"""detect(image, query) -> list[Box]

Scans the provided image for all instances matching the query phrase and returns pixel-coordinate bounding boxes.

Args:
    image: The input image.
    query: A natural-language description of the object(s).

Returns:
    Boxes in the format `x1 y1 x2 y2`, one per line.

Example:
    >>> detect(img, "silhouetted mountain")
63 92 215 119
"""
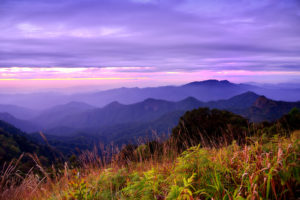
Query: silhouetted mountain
73 80 253 106
0 80 299 110
0 104 38 120
34 91 300 139
183 80 236 87
206 91 260 110
97 110 185 145
241 96 300 122
34 97 203 131
0 112 40 132
177 97 204 110
33 101 96 128
31 110 184 154
27 93 300 155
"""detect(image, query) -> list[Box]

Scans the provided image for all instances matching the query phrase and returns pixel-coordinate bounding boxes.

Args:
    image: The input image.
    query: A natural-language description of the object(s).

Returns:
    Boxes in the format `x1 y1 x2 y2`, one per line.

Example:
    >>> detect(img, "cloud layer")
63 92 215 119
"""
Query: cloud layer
0 0 300 87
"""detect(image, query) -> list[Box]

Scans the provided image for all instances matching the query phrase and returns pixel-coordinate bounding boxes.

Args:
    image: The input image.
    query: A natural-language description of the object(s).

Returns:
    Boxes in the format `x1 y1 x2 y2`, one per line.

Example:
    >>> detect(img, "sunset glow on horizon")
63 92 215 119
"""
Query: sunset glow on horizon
1 66 300 93
0 0 299 92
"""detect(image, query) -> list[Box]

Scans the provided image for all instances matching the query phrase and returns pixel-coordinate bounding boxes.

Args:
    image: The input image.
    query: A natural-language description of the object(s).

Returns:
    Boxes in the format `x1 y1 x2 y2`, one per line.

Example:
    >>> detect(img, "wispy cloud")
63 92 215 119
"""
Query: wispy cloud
0 0 299 88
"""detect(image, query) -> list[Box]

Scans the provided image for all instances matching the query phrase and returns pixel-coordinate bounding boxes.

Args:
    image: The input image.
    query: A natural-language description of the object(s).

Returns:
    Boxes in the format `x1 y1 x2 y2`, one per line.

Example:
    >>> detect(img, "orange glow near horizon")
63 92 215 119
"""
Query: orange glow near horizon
0 67 299 92
0 77 148 81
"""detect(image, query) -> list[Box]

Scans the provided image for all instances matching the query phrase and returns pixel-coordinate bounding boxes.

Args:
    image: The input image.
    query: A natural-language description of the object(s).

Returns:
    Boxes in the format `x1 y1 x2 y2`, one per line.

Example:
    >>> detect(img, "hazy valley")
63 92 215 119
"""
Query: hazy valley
1 80 300 155
0 78 299 200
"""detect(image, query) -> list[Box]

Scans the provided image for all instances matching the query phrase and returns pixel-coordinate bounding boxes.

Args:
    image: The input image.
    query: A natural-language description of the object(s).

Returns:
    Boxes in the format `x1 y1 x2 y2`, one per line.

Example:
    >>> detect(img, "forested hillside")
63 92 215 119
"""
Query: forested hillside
0 120 61 171
0 108 299 200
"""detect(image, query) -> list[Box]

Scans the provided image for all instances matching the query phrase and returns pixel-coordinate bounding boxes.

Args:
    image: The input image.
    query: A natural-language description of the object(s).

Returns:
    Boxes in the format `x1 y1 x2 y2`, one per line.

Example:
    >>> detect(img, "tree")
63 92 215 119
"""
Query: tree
171 108 249 151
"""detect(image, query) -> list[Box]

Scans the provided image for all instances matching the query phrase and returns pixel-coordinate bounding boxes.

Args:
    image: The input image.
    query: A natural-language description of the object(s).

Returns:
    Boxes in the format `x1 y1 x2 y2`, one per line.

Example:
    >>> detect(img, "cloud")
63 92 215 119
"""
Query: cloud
0 0 299 85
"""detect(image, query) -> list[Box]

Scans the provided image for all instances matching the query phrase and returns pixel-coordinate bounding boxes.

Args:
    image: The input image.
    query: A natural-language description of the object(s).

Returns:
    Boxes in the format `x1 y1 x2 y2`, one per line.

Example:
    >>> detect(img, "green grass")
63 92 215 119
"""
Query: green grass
1 131 299 200
45 131 299 200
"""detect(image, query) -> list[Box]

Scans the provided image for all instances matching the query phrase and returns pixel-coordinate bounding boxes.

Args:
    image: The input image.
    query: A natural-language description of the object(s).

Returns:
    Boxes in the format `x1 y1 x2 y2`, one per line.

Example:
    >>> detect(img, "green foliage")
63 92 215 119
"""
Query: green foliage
258 107 300 137
166 173 203 200
58 132 299 200
171 108 249 150
121 168 166 200
95 168 128 199
0 120 62 173
63 177 96 200
282 107 300 130
69 154 80 168
2 108 300 200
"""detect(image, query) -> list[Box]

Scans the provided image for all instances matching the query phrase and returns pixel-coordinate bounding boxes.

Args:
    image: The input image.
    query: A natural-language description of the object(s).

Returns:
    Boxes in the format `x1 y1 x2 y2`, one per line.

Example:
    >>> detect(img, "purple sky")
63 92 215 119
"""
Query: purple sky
0 0 300 91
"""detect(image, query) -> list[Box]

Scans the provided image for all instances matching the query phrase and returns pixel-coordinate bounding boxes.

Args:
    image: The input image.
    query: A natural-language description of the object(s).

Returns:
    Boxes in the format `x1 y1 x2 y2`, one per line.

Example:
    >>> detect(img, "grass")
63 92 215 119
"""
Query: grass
0 131 299 200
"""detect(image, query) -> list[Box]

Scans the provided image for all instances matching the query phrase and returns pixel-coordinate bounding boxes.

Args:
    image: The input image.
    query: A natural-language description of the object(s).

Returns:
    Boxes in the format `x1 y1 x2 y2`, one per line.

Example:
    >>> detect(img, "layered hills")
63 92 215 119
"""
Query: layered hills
0 80 299 155
0 80 299 110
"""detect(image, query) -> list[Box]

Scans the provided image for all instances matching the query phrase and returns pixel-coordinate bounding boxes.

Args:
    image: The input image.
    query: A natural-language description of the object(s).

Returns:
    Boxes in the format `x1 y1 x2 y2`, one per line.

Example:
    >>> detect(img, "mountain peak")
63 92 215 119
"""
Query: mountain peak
43 101 95 113
253 96 276 109
231 91 260 99
183 79 234 87
143 98 166 103
0 112 15 120
66 101 92 107
180 96 200 103
106 101 123 108
178 97 203 108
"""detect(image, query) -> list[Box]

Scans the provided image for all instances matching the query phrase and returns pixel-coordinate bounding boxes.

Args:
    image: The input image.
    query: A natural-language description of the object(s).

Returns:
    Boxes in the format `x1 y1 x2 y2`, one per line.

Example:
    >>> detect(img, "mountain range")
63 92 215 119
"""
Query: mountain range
0 120 60 169
0 91 299 144
0 80 299 156
0 112 39 132
29 91 300 131
0 80 299 152
0 80 299 110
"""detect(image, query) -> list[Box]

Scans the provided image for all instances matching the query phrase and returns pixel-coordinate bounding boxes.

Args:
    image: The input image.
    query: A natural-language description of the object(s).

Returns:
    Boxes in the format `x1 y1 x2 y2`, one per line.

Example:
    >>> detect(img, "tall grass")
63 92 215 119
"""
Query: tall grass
0 131 299 200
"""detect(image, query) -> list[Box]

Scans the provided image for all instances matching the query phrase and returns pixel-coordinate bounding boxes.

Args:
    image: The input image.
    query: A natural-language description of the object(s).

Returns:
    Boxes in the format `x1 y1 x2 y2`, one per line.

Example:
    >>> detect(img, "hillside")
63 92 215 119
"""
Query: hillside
31 92 300 136
30 110 183 155
0 120 60 170
0 104 38 120
242 96 300 122
0 113 40 133
1 108 299 200
171 108 249 149
206 91 260 110
33 101 96 128
32 97 204 130
0 92 299 157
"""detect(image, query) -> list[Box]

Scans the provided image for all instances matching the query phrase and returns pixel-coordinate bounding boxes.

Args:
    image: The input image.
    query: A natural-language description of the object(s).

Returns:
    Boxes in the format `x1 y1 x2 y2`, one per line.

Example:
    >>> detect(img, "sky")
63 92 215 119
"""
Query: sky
0 0 300 92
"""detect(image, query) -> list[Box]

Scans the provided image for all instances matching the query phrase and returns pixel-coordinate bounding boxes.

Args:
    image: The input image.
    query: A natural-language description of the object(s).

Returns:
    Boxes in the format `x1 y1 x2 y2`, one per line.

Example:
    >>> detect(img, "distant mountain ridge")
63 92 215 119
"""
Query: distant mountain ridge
35 97 204 130
1 91 299 156
0 104 38 119
206 91 260 110
0 112 39 132
0 120 60 168
243 96 300 122
26 91 300 137
183 80 236 87
1 90 299 138
0 80 299 110
33 101 95 128
27 92 300 154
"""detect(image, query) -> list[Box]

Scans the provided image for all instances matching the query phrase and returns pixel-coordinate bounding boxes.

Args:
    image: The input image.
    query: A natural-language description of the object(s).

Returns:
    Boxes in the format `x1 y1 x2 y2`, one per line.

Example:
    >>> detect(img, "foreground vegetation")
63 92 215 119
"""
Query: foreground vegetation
0 131 298 200
0 108 299 200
